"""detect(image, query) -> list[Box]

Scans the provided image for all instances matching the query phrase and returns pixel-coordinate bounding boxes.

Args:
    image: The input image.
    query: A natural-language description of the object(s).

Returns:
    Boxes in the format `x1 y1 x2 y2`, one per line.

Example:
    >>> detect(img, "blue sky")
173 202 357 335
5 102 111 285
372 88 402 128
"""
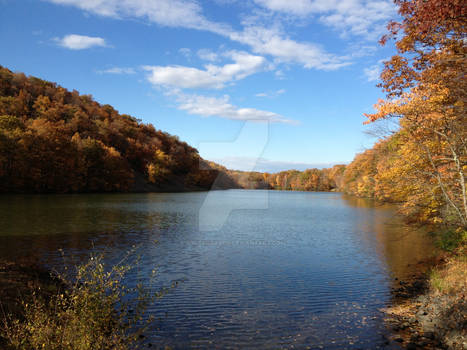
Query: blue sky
0 0 397 172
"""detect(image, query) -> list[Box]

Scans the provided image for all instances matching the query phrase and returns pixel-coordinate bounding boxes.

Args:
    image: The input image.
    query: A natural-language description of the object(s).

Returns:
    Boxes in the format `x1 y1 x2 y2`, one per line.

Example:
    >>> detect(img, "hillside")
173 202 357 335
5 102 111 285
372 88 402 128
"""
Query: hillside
0 66 238 193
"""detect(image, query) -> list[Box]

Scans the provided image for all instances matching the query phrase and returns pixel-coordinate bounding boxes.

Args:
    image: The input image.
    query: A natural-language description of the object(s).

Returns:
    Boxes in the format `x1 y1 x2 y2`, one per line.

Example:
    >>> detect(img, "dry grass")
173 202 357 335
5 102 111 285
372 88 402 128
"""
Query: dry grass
382 243 467 349
430 246 467 295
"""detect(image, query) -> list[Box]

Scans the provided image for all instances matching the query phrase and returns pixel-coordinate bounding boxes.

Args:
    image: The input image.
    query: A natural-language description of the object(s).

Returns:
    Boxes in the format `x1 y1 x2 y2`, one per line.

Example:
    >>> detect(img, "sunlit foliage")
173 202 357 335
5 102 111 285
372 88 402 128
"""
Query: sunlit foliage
0 66 226 193
364 0 466 227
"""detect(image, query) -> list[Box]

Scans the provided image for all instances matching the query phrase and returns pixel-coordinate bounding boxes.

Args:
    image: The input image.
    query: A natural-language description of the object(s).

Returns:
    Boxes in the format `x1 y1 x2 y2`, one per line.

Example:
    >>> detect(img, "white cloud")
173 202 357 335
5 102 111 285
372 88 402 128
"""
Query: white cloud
55 34 107 50
363 64 381 82
97 67 135 74
143 51 266 89
172 92 294 124
229 26 350 70
253 0 396 39
46 0 351 70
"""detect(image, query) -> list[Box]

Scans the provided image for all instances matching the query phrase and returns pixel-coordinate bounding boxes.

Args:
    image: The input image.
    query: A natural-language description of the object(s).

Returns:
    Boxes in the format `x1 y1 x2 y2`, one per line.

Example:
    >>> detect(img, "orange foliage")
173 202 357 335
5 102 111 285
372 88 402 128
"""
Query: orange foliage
0 66 230 193
364 0 466 227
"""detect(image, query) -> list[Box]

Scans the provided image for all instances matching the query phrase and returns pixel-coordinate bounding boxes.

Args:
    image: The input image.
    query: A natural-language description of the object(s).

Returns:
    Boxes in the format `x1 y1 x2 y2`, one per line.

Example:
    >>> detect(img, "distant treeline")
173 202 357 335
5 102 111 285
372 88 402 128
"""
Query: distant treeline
0 66 238 193
227 166 346 192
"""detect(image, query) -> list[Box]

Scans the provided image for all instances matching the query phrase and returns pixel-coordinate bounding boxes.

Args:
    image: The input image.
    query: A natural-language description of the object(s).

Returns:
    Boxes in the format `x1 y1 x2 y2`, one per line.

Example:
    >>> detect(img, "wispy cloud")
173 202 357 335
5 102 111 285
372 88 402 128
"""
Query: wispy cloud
178 47 192 58
45 0 352 70
55 34 108 50
363 58 387 82
143 51 266 89
46 0 230 34
229 26 351 70
97 67 135 74
274 70 285 79
253 0 396 39
197 49 220 62
170 91 295 124
255 89 285 98
363 64 381 82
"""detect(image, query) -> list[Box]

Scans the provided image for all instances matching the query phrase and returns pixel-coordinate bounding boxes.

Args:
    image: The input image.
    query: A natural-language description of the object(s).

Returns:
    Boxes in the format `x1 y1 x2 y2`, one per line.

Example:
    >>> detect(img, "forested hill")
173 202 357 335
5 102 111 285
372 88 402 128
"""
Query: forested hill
0 66 238 193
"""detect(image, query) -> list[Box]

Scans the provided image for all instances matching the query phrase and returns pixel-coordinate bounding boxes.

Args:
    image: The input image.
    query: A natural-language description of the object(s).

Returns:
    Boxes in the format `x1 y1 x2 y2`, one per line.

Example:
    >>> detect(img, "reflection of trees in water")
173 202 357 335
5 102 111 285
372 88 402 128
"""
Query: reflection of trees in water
341 194 435 282
0 193 197 268
1 193 191 236
341 194 390 210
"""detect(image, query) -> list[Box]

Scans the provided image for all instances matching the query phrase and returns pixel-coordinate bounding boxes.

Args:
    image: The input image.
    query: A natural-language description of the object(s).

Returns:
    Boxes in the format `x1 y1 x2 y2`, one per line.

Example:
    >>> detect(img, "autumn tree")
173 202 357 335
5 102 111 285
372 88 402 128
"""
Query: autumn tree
365 0 466 227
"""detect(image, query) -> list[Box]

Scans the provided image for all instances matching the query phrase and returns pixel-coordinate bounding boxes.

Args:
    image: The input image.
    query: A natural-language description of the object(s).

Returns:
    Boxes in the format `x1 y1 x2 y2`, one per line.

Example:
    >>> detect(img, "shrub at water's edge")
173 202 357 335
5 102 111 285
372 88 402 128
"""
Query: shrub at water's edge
1 252 156 350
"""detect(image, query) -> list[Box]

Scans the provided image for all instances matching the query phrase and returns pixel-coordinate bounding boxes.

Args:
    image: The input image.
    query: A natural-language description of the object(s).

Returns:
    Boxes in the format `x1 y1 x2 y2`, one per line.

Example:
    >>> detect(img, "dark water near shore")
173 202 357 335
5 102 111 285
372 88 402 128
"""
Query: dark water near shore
0 190 435 349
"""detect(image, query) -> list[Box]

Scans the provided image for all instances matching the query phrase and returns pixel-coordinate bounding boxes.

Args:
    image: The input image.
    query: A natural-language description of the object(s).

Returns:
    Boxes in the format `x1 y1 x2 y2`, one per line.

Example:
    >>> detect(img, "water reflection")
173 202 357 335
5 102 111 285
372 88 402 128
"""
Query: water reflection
342 195 436 280
0 191 435 349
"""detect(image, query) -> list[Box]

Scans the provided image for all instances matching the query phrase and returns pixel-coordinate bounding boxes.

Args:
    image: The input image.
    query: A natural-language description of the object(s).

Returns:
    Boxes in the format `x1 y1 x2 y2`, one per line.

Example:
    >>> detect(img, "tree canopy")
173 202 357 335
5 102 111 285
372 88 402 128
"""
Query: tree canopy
0 66 237 193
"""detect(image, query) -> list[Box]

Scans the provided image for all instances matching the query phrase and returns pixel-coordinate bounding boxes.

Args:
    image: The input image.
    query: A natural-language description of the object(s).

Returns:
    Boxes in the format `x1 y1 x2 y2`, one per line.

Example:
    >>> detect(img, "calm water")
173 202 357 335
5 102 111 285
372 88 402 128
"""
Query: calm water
0 190 435 349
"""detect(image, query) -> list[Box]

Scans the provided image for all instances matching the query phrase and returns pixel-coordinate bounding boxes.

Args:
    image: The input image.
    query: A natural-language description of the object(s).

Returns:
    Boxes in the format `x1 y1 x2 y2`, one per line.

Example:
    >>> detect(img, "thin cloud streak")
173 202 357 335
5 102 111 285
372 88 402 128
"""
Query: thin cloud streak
256 89 286 98
210 156 347 172
97 67 136 74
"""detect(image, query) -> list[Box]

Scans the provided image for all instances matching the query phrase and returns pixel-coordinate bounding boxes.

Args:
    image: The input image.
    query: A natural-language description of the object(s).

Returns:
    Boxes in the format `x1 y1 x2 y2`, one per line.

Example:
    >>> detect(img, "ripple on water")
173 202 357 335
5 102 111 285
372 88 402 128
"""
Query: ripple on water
0 191 435 349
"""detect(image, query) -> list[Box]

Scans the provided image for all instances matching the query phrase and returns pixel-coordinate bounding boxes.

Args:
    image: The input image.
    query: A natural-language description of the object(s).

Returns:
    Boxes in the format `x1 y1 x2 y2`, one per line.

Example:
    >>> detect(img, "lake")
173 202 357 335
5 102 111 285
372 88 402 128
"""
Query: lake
0 190 435 349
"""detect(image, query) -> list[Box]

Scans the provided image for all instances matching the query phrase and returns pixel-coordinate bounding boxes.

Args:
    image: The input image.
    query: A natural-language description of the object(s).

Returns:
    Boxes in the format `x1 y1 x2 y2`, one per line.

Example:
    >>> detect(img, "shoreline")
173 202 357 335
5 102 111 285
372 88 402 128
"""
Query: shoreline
382 248 466 350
